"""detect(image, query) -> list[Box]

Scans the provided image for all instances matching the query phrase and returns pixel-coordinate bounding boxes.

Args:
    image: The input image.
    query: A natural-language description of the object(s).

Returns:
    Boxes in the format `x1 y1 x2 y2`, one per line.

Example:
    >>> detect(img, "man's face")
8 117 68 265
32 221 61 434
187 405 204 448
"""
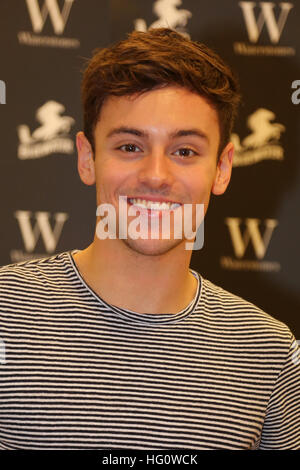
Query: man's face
77 85 233 255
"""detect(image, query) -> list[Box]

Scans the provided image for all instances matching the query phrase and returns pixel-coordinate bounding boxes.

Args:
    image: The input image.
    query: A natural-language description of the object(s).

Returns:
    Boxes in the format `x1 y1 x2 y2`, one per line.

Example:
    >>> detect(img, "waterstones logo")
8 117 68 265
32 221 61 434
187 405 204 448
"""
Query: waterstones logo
11 210 69 263
231 108 285 167
18 0 79 48
0 80 6 104
234 1 295 56
17 100 74 159
134 0 192 38
220 217 280 272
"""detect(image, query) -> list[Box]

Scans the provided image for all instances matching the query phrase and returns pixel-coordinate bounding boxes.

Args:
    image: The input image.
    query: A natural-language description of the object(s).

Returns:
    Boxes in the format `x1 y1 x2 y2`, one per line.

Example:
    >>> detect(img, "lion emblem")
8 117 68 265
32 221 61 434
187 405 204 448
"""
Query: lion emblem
134 0 192 37
18 100 74 144
232 108 285 151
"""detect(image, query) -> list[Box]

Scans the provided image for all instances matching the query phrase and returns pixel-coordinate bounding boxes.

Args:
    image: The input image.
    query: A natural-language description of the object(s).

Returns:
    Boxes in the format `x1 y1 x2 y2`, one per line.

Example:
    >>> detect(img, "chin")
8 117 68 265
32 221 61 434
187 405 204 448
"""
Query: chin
121 237 184 257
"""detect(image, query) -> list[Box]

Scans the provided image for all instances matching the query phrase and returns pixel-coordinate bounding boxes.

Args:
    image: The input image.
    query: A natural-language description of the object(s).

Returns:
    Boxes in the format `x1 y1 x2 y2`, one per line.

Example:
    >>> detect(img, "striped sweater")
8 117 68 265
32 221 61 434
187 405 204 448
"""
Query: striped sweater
0 251 299 450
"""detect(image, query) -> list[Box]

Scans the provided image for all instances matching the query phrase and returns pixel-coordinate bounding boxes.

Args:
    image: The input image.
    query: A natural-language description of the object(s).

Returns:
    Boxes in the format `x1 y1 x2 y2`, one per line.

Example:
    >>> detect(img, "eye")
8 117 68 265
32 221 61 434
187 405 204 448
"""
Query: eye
117 143 142 153
174 147 198 158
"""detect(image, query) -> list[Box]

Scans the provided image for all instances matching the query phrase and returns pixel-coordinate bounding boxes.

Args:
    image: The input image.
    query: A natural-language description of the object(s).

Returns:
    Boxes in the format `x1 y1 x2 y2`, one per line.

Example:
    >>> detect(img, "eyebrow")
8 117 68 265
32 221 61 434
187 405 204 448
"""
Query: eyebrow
106 126 209 143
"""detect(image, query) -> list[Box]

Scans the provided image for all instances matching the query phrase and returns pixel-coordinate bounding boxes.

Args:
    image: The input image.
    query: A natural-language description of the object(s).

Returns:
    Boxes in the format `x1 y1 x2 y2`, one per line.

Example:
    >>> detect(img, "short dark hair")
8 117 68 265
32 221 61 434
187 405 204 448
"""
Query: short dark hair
81 28 241 156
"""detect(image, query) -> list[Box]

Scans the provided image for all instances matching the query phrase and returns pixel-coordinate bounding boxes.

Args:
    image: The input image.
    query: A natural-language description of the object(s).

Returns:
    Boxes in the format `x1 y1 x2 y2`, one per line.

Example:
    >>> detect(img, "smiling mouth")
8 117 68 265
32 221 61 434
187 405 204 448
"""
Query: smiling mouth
127 197 182 211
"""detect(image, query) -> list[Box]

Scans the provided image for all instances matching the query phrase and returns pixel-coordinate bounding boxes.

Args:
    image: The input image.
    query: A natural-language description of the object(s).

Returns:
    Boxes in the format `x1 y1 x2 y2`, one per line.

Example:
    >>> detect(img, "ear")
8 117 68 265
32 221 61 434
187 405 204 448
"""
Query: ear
212 142 234 196
76 131 95 186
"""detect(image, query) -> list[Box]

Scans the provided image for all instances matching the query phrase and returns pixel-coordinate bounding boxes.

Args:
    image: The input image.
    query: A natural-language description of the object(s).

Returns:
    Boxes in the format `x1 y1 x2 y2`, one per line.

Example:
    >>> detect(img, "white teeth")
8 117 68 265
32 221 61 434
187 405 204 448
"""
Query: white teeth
128 198 181 210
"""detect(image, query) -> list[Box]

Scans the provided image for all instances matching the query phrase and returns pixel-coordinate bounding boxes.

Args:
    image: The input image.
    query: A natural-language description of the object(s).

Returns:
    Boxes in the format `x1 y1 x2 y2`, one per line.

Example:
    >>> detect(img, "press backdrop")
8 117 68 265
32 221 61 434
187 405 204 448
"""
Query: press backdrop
0 0 299 338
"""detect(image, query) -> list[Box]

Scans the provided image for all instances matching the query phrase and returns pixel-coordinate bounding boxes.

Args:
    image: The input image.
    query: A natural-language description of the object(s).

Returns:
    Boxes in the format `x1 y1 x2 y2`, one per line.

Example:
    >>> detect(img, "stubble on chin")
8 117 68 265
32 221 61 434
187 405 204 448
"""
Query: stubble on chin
120 236 184 257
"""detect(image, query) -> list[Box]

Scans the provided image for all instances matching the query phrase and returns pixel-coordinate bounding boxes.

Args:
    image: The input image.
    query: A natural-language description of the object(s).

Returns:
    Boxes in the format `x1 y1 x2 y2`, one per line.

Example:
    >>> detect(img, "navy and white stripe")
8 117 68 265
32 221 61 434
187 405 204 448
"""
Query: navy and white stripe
0 251 299 449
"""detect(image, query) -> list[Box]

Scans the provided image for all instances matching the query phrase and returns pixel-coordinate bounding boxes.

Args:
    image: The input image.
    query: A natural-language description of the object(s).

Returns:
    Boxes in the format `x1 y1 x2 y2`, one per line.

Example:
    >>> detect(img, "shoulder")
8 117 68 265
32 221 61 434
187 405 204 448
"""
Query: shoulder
0 251 83 322
198 275 293 342
0 251 74 293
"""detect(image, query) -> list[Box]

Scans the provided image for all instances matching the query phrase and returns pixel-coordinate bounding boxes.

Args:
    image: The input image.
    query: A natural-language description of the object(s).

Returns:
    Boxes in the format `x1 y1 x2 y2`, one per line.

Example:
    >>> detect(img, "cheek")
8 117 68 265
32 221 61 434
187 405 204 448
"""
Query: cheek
95 159 122 184
184 169 211 190
185 170 217 202
95 160 135 199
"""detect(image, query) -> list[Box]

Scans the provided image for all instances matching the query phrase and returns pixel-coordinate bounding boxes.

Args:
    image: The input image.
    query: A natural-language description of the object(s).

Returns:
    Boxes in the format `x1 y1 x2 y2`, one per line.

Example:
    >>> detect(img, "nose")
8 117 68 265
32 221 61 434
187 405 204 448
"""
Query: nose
137 148 173 190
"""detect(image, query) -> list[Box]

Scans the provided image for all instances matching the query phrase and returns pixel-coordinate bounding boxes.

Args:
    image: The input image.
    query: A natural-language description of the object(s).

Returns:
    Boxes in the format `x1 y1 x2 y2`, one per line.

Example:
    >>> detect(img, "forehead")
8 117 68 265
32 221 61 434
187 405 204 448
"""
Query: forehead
95 86 220 143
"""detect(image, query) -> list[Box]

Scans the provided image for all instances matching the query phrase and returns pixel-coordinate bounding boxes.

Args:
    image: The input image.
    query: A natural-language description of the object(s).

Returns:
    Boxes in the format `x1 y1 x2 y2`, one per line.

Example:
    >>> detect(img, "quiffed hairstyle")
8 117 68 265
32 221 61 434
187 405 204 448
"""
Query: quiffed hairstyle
81 28 241 156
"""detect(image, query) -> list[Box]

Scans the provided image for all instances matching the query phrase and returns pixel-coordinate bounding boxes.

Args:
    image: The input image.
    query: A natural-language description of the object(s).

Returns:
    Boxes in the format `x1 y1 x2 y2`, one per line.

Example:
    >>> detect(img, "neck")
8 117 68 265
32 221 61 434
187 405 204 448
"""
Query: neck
72 236 198 314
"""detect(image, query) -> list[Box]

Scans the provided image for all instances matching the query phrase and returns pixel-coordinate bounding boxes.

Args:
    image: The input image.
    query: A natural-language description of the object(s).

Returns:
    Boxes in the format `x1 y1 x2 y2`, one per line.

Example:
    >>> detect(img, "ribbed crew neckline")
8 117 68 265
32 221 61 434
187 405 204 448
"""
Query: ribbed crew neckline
67 250 202 324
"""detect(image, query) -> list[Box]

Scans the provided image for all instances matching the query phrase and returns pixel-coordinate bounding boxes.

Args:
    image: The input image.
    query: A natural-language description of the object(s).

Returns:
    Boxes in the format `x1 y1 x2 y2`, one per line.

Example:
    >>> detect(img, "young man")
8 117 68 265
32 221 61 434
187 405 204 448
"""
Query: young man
0 28 299 450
